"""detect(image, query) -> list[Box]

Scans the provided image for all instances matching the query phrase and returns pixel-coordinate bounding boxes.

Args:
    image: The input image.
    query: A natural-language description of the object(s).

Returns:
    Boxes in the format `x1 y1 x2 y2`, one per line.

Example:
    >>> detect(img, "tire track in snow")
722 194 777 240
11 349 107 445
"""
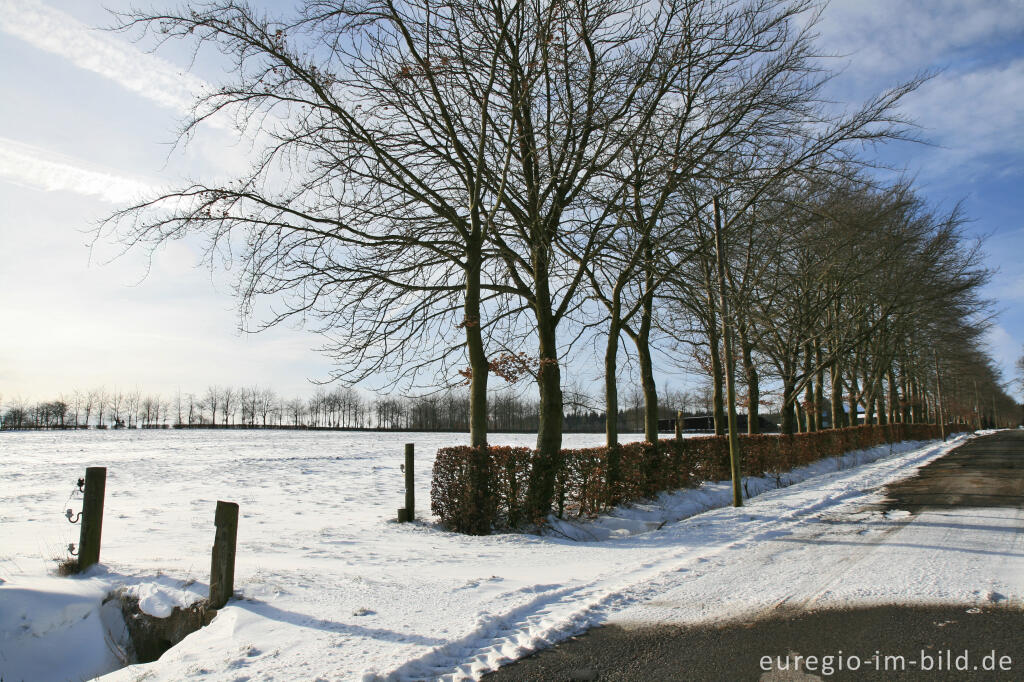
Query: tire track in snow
373 436 973 680
767 511 915 613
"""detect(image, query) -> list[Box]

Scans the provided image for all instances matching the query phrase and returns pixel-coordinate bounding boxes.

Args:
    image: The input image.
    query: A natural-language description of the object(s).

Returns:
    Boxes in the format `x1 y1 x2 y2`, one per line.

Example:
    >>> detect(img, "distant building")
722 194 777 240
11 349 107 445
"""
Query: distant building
657 414 779 434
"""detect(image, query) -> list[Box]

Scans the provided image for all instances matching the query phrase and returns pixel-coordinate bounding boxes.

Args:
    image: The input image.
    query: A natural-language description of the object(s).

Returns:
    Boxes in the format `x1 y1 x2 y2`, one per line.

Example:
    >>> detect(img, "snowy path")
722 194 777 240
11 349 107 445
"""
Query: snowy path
607 504 1023 631
2 430 1020 681
486 430 1024 680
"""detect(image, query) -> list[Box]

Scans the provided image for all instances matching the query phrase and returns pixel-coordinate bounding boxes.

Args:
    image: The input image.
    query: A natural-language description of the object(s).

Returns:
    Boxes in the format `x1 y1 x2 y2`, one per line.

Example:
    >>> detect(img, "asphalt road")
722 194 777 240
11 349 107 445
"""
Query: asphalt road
484 430 1024 681
873 429 1024 512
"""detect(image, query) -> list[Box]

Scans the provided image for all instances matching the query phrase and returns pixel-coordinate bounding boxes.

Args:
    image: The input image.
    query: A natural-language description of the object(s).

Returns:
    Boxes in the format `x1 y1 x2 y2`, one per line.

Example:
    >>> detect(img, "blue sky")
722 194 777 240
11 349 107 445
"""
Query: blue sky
1 0 1022 402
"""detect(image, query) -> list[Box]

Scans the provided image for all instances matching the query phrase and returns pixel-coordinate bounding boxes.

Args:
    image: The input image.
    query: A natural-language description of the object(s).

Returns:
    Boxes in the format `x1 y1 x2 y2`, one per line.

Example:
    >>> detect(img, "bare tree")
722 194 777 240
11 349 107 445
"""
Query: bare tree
258 388 276 427
286 397 306 426
69 390 84 427
204 385 221 425
174 389 184 426
125 389 142 428
102 0 562 450
83 389 98 427
94 388 108 427
222 386 236 425
1017 347 1024 394
109 390 125 427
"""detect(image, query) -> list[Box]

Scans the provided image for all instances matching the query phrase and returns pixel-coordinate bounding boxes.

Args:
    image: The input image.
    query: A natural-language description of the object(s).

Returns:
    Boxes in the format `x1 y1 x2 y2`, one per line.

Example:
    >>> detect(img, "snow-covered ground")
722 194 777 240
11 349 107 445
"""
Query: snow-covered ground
1 429 1020 681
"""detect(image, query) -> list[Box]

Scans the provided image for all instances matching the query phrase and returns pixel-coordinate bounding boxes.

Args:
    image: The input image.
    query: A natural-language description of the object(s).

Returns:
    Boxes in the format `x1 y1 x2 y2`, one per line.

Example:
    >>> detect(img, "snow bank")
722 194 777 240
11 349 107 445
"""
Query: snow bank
546 438 935 541
0 572 130 681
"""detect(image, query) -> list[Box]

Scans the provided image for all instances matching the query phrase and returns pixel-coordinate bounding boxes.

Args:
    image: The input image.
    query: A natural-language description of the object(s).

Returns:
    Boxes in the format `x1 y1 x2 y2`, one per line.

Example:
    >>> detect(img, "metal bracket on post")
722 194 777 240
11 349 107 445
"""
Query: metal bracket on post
77 467 106 572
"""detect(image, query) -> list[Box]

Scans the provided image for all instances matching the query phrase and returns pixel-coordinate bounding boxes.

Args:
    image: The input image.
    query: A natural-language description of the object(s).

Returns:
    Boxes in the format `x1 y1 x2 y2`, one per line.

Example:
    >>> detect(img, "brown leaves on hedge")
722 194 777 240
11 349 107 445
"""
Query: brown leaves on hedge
430 423 960 534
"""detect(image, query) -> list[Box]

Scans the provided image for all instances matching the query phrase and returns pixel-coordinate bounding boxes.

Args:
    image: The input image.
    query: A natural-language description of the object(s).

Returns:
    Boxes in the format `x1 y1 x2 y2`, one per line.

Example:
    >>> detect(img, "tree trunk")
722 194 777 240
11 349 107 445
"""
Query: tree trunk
465 244 489 448
901 375 912 423
814 342 824 431
934 353 946 440
527 287 563 521
887 369 900 424
709 332 725 436
974 379 982 429
702 263 725 435
803 345 816 433
920 378 928 424
875 373 888 425
738 323 759 434
464 242 491 533
781 372 797 435
848 371 860 426
604 298 622 501
830 361 845 428
604 301 621 449
636 337 659 444
637 268 659 445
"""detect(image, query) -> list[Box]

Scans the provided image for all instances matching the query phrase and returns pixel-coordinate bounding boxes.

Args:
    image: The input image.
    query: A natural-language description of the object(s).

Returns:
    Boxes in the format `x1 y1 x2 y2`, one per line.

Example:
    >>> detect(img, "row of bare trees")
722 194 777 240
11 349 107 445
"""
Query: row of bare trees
102 0 1021 517
0 386 359 429
0 384 710 432
662 176 1019 438
0 389 170 430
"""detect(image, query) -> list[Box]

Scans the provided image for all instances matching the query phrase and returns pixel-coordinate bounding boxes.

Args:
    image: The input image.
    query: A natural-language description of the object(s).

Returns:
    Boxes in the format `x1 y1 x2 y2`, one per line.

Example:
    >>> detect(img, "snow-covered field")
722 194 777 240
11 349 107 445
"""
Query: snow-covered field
2 429 1020 681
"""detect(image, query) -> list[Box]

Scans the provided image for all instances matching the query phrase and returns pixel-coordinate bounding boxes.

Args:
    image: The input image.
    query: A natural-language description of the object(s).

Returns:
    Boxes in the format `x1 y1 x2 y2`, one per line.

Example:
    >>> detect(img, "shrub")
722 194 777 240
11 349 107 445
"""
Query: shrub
430 423 962 533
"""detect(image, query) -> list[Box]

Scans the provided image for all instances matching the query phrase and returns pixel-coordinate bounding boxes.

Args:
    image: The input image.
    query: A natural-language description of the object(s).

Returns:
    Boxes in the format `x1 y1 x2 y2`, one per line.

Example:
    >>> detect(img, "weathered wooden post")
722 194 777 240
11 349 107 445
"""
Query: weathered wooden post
77 466 106 571
209 501 239 609
397 443 414 522
675 410 683 440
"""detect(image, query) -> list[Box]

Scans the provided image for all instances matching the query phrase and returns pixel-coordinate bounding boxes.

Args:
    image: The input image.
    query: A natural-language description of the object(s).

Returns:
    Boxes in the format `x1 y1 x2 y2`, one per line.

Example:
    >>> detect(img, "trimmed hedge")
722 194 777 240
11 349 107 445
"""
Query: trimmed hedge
431 423 973 534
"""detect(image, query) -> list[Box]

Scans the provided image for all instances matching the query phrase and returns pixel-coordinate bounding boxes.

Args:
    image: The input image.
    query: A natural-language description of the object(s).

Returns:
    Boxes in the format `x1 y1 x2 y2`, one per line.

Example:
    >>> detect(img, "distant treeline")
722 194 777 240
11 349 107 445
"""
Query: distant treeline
0 385 725 433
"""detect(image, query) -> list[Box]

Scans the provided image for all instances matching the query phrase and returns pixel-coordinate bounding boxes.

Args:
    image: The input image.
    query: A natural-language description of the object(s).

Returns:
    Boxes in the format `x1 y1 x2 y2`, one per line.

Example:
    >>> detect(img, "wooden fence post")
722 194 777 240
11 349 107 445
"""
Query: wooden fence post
675 410 683 440
398 443 415 522
209 501 239 609
77 467 106 572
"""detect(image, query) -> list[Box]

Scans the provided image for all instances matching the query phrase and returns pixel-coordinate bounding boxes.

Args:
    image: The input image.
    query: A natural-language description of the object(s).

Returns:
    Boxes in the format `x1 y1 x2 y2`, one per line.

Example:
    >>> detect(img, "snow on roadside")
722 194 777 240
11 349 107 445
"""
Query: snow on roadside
546 437 937 541
382 434 991 681
0 429 997 681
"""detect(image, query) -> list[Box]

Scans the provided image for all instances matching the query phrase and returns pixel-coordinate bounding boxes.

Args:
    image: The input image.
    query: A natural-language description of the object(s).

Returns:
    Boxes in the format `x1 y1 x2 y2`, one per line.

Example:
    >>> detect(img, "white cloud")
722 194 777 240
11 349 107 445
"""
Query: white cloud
809 1 1024 182
984 323 1021 382
993 272 1024 302
0 0 209 114
0 137 155 203
818 0 1024 78
902 58 1024 157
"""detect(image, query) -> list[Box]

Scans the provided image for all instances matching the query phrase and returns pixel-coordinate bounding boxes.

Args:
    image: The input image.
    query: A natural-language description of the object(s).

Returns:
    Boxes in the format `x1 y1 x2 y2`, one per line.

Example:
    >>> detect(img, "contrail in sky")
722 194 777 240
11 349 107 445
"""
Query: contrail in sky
0 137 155 203
0 0 209 114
